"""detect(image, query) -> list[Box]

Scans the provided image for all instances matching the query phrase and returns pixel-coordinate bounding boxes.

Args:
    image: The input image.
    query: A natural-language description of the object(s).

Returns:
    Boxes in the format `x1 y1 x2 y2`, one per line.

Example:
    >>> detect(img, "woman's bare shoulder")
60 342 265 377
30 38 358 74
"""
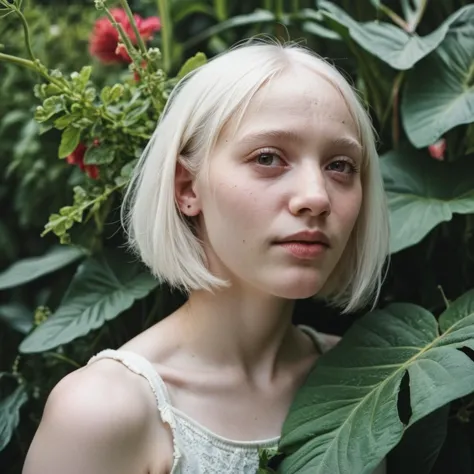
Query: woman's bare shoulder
22 358 163 474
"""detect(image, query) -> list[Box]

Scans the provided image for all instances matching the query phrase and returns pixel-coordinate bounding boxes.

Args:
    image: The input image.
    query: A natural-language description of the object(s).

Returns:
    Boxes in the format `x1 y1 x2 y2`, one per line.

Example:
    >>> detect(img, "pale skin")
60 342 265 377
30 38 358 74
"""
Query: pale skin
22 65 362 474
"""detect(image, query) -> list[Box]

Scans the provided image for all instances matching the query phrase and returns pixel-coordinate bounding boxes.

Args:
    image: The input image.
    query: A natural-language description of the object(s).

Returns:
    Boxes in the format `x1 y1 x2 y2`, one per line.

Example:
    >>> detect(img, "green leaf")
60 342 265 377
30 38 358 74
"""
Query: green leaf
171 0 215 23
0 303 33 334
72 66 92 92
0 246 85 290
319 1 473 70
54 113 81 130
279 290 474 474
0 385 28 451
183 10 275 50
381 145 474 253
123 99 152 127
177 52 207 80
19 251 159 353
58 126 81 158
401 14 474 147
83 144 115 165
301 21 341 40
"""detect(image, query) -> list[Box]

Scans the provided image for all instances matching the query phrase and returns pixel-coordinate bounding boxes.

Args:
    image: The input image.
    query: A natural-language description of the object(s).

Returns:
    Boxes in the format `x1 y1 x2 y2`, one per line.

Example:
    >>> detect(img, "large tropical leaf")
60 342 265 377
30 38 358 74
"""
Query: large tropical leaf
278 290 474 474
19 251 159 353
0 245 85 290
380 145 474 253
0 385 28 451
319 1 473 70
401 12 474 148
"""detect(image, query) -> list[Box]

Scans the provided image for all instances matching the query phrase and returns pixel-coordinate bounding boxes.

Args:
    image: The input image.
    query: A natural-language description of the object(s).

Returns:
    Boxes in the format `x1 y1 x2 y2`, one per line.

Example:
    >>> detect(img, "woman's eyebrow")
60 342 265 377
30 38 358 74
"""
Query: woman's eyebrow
238 129 305 145
330 136 363 155
238 130 363 154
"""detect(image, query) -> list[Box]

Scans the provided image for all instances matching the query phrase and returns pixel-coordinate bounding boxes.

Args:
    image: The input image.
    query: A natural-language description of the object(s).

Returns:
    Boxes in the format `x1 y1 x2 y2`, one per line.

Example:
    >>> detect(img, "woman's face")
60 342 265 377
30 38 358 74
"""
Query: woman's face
193 66 363 299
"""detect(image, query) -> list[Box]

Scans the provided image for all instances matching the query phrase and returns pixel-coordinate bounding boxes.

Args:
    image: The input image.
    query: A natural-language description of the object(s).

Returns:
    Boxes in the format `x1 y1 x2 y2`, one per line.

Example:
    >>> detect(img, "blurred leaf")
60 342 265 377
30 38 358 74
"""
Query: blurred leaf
0 246 85 290
58 125 81 159
183 10 275 50
402 16 474 147
298 8 341 40
0 110 29 134
177 52 207 80
381 145 474 253
0 385 28 452
279 291 474 474
319 1 473 70
386 404 450 474
0 303 33 334
171 0 215 23
19 251 159 353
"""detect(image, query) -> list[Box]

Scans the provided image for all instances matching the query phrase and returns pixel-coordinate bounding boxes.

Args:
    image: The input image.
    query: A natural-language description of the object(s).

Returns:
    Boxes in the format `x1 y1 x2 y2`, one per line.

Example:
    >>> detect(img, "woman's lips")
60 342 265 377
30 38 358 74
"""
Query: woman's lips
275 241 329 259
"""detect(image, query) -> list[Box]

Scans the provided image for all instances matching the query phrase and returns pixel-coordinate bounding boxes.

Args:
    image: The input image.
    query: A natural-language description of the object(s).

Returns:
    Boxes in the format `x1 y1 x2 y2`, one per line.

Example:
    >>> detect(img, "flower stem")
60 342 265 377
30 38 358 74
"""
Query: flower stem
0 51 36 71
156 0 172 73
17 8 36 61
119 0 147 55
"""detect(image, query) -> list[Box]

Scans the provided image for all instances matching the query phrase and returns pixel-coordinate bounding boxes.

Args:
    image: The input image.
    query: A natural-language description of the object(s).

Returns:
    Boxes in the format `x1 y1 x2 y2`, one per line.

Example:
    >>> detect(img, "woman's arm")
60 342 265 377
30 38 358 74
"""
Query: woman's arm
22 361 156 474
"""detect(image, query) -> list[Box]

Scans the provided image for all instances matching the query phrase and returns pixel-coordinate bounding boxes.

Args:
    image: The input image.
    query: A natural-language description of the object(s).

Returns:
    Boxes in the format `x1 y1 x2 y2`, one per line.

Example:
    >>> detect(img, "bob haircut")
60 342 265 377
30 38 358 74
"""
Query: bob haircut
123 39 390 313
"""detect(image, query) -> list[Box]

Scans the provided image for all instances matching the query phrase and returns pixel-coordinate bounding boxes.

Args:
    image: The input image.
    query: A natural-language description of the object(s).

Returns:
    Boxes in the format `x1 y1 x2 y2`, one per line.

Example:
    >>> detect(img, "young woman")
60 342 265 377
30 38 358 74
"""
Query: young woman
22 40 389 474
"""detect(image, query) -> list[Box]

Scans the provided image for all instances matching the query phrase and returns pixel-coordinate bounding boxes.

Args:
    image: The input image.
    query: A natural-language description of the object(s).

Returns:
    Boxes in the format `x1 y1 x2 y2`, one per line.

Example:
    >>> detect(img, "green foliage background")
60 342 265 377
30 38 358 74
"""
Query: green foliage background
0 0 473 473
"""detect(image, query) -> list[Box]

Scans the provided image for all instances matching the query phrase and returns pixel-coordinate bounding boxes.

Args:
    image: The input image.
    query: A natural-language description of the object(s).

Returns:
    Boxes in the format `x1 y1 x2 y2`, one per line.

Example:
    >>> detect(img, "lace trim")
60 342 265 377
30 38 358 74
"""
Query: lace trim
171 406 280 449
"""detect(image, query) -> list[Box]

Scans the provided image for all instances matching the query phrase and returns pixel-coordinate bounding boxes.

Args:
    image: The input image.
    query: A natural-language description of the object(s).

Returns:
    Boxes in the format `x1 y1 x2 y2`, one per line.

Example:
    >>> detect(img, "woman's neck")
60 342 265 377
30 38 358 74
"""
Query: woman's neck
170 287 299 383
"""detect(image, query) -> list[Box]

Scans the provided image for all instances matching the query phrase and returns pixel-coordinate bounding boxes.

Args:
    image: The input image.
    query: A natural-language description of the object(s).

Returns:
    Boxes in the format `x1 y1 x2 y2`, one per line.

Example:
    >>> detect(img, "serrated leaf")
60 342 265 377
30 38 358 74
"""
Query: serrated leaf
177 52 207 80
0 246 85 290
19 251 160 353
74 66 92 92
279 290 474 474
123 99 152 127
54 114 80 130
0 385 28 451
381 145 474 253
58 126 81 158
83 145 115 165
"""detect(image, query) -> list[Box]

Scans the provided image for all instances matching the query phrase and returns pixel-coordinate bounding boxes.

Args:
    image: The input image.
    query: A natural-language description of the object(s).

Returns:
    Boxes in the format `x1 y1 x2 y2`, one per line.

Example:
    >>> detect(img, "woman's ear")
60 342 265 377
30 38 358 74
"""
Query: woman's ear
175 160 201 216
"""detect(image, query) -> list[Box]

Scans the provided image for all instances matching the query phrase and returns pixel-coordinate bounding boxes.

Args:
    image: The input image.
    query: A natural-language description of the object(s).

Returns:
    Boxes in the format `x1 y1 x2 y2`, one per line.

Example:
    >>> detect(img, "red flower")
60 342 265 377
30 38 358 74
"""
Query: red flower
66 143 100 179
428 138 446 161
89 8 161 64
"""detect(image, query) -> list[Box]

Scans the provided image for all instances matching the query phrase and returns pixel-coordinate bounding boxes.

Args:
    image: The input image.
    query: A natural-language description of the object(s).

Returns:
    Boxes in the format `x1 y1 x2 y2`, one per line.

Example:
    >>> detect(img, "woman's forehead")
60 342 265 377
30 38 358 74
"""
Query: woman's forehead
221 68 359 144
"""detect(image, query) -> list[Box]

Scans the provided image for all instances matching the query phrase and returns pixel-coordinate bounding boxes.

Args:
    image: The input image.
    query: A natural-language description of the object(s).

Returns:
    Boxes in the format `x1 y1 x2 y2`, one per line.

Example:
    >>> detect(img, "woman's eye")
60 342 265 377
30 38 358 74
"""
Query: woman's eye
255 152 285 167
327 159 357 174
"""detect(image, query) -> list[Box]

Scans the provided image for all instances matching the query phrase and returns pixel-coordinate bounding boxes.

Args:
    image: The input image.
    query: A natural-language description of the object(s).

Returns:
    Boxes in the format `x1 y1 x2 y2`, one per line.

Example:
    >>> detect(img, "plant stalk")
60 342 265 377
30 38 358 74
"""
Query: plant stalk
0 51 36 71
119 0 148 55
156 0 172 73
213 0 228 21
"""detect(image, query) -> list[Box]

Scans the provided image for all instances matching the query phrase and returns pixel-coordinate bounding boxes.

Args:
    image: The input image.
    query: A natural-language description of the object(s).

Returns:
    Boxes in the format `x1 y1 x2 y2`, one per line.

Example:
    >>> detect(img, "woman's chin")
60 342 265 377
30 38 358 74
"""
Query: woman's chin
266 271 326 300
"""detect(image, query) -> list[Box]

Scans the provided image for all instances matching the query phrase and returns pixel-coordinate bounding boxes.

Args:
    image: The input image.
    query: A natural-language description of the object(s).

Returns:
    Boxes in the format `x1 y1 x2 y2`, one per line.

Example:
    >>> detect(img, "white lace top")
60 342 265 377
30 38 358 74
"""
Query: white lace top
87 326 387 474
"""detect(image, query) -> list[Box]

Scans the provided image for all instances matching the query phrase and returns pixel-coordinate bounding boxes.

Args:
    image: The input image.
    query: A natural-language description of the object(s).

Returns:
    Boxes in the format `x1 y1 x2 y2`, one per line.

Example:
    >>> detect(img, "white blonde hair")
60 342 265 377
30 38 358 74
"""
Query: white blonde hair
122 39 390 313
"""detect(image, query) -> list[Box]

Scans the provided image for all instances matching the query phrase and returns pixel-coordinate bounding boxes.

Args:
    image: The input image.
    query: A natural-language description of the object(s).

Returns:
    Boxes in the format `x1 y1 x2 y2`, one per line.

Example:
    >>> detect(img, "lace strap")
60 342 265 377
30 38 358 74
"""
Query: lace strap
87 349 181 469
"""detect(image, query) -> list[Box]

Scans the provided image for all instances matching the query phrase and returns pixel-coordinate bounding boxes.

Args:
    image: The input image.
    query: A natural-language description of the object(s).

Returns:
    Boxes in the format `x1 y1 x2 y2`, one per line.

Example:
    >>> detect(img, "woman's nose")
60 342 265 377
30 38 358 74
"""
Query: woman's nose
288 168 331 217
